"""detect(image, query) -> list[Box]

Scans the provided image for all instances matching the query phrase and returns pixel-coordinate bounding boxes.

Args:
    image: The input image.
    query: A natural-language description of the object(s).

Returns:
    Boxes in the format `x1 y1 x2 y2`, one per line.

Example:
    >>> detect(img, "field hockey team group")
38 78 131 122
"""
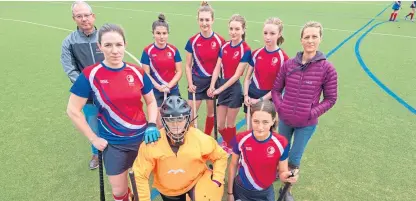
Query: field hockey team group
62 1 338 201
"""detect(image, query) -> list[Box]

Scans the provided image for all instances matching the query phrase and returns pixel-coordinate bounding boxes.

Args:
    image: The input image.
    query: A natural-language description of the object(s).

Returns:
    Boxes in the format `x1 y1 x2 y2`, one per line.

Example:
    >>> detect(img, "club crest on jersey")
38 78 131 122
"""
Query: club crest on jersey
267 146 275 156
233 51 240 59
211 41 217 49
271 57 278 66
167 52 172 58
126 75 135 86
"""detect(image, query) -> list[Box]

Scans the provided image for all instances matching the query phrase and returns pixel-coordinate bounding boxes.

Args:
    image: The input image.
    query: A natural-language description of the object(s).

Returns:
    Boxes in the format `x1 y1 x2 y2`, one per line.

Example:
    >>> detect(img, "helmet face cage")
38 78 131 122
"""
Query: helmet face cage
161 114 191 145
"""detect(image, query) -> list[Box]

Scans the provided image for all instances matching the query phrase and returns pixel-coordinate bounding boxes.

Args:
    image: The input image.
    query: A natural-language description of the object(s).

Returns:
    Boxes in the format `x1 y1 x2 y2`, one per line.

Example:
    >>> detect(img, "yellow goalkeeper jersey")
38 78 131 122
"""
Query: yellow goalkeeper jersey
132 127 228 201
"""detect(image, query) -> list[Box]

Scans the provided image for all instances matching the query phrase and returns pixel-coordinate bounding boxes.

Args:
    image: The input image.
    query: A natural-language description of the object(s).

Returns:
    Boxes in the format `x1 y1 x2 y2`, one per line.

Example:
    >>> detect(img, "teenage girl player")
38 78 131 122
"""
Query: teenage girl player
141 14 182 128
185 1 225 135
208 14 251 153
243 17 289 128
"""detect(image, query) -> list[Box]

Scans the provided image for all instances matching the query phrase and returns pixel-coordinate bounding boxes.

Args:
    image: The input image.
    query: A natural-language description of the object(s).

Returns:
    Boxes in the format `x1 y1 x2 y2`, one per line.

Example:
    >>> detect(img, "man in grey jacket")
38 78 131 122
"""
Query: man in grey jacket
60 1 104 170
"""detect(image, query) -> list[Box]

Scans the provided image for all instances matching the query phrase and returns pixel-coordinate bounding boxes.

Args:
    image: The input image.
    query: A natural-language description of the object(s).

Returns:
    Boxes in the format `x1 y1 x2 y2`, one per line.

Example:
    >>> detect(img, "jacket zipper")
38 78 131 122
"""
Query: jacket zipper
88 36 96 64
293 71 304 114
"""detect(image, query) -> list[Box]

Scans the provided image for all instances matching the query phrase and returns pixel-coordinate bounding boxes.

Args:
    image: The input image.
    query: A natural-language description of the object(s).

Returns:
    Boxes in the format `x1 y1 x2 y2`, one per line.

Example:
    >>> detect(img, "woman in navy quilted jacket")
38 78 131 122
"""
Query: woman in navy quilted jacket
271 21 338 201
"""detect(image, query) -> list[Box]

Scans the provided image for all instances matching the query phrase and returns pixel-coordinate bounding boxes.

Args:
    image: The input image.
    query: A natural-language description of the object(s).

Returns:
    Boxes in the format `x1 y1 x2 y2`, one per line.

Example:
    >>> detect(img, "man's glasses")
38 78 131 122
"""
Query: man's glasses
73 13 93 20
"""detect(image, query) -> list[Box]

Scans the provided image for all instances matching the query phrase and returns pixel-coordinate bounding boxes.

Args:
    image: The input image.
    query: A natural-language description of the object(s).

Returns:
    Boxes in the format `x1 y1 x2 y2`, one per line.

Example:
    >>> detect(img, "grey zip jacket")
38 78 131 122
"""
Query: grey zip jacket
60 27 104 103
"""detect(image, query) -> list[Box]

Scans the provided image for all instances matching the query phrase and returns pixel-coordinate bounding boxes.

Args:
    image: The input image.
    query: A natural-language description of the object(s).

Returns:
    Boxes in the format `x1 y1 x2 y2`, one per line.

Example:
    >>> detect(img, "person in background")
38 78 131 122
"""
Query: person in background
184 1 225 135
60 1 104 170
141 13 183 128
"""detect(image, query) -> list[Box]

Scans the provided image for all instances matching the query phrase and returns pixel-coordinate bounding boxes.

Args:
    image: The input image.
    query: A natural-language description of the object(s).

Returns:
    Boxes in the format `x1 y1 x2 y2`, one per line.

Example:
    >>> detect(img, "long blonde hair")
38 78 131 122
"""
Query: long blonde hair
264 17 284 46
229 14 247 40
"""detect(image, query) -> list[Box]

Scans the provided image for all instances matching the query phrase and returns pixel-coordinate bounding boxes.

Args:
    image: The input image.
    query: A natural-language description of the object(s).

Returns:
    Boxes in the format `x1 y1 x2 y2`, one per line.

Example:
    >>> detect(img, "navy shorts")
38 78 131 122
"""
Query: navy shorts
102 142 140 176
411 4 415 8
233 178 275 201
154 87 181 107
217 78 243 108
243 84 270 113
188 74 216 101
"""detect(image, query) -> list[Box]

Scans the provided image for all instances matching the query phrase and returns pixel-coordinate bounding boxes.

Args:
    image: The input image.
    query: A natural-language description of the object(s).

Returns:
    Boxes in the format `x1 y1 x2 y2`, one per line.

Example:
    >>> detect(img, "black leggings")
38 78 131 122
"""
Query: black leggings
160 188 195 201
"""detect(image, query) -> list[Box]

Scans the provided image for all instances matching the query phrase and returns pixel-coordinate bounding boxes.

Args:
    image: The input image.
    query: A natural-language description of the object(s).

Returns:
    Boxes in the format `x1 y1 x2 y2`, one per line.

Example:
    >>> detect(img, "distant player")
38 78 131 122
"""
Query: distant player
132 96 228 201
141 13 183 128
389 1 402 21
243 17 289 125
67 24 160 201
227 100 298 201
208 14 251 154
185 1 225 135
405 1 415 22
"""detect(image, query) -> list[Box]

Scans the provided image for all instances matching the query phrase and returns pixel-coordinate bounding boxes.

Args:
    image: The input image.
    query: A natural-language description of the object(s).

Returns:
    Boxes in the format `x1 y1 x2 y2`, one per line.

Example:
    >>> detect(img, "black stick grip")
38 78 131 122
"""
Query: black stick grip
213 96 218 141
129 170 139 201
98 150 105 201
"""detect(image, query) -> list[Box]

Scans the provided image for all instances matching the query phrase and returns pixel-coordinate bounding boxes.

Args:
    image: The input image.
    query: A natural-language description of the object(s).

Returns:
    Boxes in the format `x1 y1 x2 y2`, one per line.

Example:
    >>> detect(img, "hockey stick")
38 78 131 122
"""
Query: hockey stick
213 95 218 141
129 170 139 201
125 50 142 67
192 92 198 128
277 183 291 201
98 150 105 201
247 105 251 130
276 170 296 201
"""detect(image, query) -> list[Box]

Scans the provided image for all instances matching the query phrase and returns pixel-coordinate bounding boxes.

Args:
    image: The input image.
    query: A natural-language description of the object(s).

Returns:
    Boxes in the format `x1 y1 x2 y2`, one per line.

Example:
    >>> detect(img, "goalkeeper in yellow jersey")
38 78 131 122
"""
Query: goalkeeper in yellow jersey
132 96 228 201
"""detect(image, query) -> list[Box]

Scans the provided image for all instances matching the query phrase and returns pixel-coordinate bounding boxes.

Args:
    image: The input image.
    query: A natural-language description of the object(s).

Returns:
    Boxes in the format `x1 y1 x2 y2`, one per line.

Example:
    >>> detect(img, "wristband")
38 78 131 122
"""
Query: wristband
148 122 156 128
227 192 233 195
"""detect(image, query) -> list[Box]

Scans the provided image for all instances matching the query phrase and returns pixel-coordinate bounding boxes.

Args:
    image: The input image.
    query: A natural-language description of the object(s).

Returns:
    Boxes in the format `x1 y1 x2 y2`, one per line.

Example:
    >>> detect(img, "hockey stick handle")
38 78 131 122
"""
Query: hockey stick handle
247 105 251 130
276 170 296 201
192 92 198 128
213 95 218 141
129 170 139 201
98 150 105 201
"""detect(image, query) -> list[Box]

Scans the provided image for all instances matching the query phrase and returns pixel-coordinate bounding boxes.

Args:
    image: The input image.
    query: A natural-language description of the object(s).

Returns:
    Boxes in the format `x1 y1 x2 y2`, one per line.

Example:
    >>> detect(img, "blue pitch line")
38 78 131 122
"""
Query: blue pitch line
326 3 392 58
354 21 416 114
233 3 393 132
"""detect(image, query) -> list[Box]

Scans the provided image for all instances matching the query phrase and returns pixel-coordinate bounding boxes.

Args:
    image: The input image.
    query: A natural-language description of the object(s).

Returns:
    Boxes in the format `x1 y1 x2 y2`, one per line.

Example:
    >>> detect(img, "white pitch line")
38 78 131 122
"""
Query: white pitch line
75 3 414 39
0 17 142 64
19 2 416 40
51 2 354 32
0 18 73 32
